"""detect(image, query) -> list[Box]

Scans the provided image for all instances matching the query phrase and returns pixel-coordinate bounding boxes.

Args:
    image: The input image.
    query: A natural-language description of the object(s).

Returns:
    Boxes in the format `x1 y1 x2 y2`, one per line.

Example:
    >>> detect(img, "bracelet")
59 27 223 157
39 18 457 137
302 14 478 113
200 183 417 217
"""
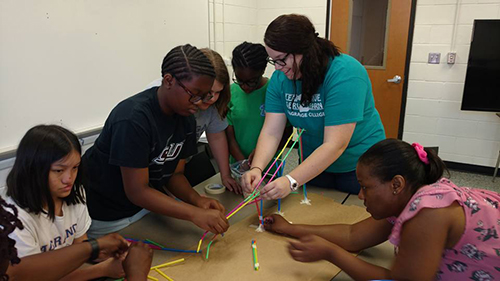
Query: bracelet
250 166 263 174
83 238 100 262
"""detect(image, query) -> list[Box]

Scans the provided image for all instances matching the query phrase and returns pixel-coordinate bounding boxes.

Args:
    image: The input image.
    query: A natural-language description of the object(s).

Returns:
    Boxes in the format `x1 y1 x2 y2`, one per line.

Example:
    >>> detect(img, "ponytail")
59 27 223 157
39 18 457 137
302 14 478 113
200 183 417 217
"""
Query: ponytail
359 139 449 194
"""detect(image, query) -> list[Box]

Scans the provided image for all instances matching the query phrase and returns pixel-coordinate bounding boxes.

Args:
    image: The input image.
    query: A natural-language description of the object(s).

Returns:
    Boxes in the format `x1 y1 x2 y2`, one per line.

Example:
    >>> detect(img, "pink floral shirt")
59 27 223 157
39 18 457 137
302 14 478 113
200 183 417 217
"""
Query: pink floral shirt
388 178 500 280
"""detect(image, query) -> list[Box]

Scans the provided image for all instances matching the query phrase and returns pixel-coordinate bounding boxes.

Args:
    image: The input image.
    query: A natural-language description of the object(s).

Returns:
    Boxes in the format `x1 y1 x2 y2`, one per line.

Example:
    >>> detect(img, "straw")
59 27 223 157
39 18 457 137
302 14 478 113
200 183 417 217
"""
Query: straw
126 238 199 254
196 239 203 253
197 128 303 247
154 268 174 281
205 238 216 260
147 276 159 281
146 239 165 248
251 240 260 271
298 131 308 200
151 258 185 270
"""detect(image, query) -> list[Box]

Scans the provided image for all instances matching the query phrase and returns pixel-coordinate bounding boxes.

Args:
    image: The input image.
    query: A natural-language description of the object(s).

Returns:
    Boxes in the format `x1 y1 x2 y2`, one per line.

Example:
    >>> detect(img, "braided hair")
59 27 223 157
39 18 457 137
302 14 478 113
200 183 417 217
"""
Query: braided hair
200 48 230 119
231 42 268 73
358 139 449 194
264 14 340 106
161 44 216 82
0 196 23 280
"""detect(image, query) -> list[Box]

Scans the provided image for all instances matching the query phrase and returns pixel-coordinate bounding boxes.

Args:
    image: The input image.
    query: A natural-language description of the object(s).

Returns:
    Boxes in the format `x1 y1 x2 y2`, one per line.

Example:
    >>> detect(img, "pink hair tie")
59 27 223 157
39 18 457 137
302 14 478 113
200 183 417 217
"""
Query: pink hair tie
412 143 429 165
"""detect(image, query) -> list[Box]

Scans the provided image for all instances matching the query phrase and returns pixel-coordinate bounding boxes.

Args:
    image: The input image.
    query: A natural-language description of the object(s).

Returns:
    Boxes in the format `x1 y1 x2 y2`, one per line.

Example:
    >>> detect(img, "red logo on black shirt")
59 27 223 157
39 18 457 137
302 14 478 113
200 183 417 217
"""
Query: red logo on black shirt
152 142 184 164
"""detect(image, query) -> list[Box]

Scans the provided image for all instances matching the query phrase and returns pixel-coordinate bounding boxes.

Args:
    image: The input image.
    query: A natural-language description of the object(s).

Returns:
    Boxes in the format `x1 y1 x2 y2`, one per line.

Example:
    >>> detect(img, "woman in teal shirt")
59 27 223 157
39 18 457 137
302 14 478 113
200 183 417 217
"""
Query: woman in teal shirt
242 14 385 199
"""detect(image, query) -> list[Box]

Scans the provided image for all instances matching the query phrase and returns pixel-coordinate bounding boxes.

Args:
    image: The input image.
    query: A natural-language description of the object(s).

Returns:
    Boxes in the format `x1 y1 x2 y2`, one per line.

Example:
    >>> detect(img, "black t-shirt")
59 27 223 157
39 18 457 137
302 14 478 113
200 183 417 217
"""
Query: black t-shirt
82 87 197 221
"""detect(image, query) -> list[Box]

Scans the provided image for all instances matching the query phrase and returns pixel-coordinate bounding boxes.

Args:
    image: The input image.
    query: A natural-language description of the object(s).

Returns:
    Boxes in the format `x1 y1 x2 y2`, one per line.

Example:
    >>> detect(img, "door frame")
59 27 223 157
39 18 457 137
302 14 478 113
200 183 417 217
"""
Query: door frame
325 0 418 139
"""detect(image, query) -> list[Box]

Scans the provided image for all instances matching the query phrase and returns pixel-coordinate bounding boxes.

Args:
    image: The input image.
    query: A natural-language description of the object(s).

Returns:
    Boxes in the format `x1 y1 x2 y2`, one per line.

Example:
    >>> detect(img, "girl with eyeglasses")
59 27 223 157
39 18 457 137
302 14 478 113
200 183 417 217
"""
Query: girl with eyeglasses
144 48 241 194
242 14 386 200
82 44 229 237
226 42 292 169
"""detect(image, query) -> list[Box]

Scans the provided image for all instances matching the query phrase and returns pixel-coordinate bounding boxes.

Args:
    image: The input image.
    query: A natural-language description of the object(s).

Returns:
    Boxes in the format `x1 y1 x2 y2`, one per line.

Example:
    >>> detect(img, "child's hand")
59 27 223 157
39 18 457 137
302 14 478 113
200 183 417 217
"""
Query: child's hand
100 257 125 278
263 214 291 234
192 208 229 234
96 233 129 260
288 234 336 263
194 196 226 214
248 149 256 164
222 174 242 194
123 242 153 281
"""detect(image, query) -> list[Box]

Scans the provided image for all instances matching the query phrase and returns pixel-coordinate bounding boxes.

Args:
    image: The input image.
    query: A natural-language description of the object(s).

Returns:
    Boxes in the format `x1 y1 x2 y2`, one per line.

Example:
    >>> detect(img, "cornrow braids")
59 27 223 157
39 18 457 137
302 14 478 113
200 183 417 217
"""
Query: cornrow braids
0 196 23 272
161 44 216 81
231 42 268 73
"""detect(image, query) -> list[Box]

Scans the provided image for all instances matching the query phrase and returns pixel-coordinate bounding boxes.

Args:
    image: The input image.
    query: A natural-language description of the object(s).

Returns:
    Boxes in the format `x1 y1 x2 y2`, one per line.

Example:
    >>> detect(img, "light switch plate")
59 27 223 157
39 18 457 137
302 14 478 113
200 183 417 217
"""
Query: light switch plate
428 53 441 64
447 52 456 64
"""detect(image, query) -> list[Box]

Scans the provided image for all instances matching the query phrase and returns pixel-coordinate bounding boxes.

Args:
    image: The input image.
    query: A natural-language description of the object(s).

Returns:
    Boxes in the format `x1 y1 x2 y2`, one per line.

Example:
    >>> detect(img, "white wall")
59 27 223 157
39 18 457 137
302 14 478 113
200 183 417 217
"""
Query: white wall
403 0 500 168
208 0 258 60
208 0 327 77
0 0 209 154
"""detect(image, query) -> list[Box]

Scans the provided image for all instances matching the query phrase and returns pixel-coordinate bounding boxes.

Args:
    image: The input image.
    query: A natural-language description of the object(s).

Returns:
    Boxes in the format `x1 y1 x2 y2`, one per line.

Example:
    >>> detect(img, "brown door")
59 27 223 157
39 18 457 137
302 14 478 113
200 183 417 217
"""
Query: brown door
330 0 413 138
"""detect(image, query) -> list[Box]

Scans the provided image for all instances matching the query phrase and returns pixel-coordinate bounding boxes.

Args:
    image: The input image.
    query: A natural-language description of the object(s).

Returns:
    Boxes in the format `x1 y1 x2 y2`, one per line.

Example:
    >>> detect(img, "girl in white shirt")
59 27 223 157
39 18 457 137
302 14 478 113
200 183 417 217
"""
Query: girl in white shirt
7 125 125 280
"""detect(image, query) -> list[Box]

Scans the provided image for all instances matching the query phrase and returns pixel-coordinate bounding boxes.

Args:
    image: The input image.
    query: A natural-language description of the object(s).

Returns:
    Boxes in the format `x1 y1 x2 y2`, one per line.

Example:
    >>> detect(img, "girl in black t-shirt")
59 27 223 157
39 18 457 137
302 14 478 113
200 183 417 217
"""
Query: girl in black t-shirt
83 44 229 237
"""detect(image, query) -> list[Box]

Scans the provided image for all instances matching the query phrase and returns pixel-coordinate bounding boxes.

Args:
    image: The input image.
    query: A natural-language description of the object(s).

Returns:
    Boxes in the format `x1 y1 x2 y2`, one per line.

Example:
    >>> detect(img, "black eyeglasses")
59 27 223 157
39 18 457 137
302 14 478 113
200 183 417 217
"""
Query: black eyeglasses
174 76 213 103
232 72 261 89
266 53 290 66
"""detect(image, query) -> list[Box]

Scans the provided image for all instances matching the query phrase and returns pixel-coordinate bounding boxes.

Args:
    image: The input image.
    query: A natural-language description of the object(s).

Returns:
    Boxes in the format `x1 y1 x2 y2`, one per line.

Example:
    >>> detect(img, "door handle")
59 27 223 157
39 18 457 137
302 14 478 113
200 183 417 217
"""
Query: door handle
387 75 402 84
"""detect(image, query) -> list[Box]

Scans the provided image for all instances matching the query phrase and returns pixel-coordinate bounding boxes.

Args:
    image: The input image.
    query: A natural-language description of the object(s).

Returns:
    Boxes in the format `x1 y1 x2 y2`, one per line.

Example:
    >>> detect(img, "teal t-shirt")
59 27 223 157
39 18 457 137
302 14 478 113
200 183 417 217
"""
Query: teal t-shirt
265 54 385 173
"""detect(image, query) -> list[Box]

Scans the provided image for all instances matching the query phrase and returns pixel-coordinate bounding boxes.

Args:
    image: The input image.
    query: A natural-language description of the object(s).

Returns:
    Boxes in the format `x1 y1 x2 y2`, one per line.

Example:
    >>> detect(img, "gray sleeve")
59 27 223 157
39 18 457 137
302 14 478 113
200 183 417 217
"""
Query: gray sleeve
203 107 228 134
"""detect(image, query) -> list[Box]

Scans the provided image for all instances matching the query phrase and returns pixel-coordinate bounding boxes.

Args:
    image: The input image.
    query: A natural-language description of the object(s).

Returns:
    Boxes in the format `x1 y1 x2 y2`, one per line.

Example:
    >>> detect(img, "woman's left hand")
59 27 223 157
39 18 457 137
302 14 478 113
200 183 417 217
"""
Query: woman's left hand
260 176 291 200
194 196 226 214
288 234 337 263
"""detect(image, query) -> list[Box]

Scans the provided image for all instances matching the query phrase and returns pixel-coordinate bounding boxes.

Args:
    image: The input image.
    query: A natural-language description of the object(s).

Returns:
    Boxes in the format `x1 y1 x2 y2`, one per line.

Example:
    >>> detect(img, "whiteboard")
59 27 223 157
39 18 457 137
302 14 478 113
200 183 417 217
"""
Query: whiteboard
0 0 209 153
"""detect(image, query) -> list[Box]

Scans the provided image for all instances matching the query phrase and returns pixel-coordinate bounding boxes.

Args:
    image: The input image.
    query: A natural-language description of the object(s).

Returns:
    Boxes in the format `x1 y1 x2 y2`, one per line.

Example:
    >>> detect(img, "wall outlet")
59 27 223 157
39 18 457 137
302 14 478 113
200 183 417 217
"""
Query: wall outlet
447 52 456 64
428 53 441 64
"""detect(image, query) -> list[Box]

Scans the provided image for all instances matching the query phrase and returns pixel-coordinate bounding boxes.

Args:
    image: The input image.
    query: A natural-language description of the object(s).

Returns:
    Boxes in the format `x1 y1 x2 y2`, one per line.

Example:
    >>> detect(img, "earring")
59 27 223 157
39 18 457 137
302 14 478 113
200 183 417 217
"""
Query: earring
393 190 397 195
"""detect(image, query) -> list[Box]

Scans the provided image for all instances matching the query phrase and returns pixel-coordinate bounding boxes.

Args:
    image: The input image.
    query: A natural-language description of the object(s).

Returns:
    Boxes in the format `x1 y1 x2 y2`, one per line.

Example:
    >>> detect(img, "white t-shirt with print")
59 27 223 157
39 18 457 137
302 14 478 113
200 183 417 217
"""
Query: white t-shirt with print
7 197 91 257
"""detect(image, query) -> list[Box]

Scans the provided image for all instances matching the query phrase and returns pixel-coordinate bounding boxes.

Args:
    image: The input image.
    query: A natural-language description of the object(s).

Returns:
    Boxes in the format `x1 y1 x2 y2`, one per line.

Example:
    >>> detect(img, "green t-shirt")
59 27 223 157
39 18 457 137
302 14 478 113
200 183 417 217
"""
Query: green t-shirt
265 54 385 173
227 81 269 163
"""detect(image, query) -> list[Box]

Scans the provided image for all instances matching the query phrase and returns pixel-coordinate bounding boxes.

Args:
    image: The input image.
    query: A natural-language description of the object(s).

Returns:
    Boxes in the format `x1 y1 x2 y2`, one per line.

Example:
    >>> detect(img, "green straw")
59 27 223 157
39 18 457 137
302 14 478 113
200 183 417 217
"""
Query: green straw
205 240 215 260
145 239 166 249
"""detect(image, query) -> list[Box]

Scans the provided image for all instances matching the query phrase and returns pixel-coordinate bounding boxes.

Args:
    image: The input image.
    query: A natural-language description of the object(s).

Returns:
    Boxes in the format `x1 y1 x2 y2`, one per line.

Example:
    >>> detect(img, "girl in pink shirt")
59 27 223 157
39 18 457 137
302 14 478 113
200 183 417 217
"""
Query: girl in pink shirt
263 138 500 280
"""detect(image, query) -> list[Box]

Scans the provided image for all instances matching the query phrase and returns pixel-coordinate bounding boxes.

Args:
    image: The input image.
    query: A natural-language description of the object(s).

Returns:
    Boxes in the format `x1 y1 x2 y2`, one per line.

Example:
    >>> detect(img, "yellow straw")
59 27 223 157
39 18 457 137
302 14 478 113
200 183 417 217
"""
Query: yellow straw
151 258 185 270
226 192 260 220
273 131 295 163
154 268 174 281
196 239 203 253
147 276 159 281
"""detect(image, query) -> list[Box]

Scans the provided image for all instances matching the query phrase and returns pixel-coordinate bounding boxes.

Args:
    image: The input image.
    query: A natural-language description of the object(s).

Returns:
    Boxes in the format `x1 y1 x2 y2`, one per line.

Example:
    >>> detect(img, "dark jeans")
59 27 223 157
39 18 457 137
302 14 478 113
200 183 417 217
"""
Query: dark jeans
308 170 361 194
